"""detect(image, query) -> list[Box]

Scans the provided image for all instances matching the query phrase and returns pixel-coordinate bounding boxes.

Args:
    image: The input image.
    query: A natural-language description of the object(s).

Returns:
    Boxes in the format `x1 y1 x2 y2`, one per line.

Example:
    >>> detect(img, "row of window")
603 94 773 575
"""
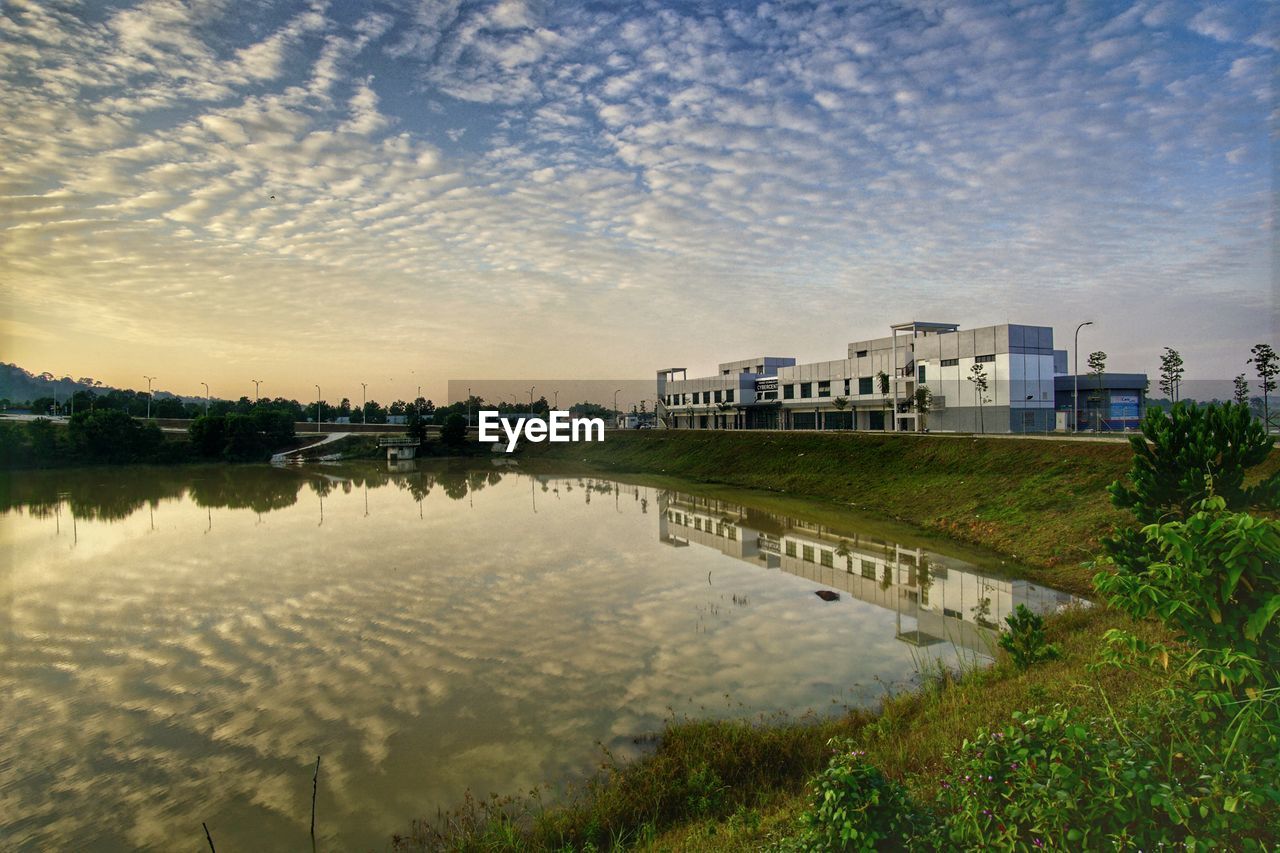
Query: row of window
668 511 738 540
667 356 994 407
664 389 737 406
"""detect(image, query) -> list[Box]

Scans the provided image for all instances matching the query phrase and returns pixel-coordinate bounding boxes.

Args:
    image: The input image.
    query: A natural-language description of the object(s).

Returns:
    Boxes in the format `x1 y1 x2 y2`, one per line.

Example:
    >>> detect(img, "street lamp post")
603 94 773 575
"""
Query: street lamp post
614 388 622 427
144 376 156 420
315 384 322 432
360 382 368 424
553 390 559 410
467 386 472 427
251 378 262 404
1073 321 1094 432
416 385 422 419
528 385 535 411
200 382 210 416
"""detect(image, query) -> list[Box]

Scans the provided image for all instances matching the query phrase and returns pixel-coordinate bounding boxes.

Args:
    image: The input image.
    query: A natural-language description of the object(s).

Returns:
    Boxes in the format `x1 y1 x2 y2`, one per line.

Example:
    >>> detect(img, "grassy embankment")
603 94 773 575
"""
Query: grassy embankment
392 430 1280 851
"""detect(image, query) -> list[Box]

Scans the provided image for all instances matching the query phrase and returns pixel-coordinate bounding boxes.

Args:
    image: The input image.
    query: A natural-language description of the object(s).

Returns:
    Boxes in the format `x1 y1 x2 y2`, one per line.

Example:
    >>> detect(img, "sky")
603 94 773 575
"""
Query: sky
0 0 1273 404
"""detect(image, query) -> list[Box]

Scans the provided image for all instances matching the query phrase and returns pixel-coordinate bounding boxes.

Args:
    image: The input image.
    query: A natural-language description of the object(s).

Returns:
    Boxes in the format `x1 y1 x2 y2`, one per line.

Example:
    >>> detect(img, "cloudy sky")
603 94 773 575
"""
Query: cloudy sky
1 0 1272 403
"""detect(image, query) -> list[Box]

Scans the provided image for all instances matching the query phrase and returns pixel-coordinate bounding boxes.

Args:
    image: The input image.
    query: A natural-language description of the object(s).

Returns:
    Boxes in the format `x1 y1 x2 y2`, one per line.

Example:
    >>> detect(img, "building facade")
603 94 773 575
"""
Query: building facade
657 321 1068 434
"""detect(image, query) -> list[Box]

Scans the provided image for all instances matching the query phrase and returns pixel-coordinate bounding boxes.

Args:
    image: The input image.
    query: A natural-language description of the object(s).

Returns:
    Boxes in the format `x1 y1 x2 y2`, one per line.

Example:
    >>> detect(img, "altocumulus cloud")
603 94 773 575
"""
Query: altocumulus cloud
0 0 1272 391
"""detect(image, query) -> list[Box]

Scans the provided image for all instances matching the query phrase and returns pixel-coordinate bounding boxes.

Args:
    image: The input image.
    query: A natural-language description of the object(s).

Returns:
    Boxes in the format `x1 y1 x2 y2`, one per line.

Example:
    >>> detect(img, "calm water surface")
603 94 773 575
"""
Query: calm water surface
1 462 1080 851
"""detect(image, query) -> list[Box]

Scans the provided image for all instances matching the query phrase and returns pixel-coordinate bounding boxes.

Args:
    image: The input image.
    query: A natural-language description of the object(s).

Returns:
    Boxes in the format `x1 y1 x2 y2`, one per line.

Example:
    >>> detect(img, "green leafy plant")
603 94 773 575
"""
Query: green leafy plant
935 700 1278 851
797 740 920 851
998 605 1061 670
1095 494 1280 704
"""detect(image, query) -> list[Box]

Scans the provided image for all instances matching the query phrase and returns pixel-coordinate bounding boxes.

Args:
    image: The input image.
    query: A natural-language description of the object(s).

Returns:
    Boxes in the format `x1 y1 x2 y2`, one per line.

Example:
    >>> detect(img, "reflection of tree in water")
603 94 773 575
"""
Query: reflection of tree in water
437 469 471 501
1 469 180 521
0 466 320 521
188 467 308 513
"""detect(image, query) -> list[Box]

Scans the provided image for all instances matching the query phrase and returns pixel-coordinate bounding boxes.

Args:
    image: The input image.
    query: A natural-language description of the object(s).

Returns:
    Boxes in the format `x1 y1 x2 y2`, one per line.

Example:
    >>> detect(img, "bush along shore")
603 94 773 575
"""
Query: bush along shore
397 402 1279 851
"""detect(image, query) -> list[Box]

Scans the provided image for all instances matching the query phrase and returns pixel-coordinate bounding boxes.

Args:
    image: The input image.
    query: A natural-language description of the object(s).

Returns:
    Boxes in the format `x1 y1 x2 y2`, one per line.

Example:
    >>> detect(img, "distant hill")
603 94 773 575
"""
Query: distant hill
0 363 185 406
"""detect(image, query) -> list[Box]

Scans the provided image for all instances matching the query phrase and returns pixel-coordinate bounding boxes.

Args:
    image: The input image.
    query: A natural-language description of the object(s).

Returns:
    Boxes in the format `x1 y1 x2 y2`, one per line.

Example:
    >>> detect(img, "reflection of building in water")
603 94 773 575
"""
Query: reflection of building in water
657 491 1080 655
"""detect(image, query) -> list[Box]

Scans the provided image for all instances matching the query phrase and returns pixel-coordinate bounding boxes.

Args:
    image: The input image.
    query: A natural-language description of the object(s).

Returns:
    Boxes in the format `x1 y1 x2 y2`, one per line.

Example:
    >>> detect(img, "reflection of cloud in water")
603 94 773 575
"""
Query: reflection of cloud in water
0 465 1065 850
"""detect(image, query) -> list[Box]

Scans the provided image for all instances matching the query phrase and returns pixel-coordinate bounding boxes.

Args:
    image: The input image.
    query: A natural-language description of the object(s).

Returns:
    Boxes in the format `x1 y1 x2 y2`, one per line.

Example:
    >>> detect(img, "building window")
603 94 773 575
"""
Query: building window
861 559 876 579
856 349 868 358
726 389 734 403
844 379 851 395
783 384 795 399
727 526 737 541
800 382 812 398
818 381 831 397
714 390 722 403
858 377 873 395
917 366 926 383
820 550 834 567
803 545 815 562
975 354 995 363
941 358 958 367
786 541 796 557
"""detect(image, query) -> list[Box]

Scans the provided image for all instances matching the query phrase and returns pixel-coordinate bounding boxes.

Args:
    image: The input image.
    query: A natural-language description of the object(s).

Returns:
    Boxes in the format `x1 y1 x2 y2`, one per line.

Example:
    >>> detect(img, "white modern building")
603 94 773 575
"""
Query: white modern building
657 321 1062 433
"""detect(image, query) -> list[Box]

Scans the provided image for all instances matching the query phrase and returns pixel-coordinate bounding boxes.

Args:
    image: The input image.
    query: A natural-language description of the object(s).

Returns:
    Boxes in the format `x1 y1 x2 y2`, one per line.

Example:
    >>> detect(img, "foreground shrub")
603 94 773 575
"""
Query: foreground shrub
934 697 1279 851
998 605 1061 670
796 741 920 851
1095 494 1280 705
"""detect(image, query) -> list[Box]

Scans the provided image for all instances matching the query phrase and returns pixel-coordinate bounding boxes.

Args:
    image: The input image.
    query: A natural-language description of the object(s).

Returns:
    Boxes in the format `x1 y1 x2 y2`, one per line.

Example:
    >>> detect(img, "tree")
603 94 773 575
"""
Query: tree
68 409 163 463
1248 343 1277 432
913 386 932 432
405 407 428 445
1233 374 1250 407
967 363 989 434
876 371 890 431
189 415 227 457
832 395 850 430
1102 400 1280 591
441 412 467 446
1087 350 1107 431
1158 347 1183 403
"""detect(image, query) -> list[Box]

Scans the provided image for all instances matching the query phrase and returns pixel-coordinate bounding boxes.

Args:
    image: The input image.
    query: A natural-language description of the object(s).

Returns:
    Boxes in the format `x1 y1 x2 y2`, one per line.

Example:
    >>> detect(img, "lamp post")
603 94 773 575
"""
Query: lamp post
315 384 322 432
361 382 367 424
251 378 262 404
553 390 559 410
528 385 535 411
613 388 622 426
416 385 422 419
144 375 156 420
1073 321 1093 433
200 382 210 416
467 386 472 427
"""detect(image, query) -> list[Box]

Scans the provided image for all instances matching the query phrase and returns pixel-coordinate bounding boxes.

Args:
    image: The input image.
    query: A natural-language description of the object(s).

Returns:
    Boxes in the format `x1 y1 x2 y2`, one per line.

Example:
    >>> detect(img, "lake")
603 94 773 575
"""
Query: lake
0 461 1081 851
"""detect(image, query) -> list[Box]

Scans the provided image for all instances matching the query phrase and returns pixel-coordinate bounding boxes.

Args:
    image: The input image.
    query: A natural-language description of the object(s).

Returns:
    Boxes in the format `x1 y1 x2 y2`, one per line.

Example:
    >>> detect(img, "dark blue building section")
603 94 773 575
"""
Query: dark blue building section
1054 373 1148 431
